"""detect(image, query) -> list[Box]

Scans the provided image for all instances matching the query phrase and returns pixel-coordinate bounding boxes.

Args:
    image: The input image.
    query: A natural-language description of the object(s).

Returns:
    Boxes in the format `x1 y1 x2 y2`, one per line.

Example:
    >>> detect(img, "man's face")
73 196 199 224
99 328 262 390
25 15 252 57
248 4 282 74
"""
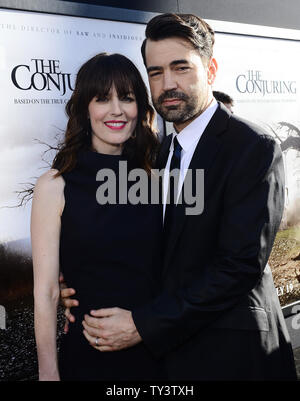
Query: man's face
145 37 217 131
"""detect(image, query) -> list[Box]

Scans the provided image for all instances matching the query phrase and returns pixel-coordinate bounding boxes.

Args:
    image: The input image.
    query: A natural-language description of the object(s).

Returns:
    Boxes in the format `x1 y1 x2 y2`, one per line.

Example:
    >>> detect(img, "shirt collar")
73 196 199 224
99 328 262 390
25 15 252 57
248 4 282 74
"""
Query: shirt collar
170 99 218 152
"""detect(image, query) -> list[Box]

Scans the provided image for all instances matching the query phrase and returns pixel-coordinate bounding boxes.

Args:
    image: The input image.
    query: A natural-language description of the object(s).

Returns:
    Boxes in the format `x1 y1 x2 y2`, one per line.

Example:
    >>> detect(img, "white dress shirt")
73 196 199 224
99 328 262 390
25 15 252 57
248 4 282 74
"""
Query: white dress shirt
163 99 218 219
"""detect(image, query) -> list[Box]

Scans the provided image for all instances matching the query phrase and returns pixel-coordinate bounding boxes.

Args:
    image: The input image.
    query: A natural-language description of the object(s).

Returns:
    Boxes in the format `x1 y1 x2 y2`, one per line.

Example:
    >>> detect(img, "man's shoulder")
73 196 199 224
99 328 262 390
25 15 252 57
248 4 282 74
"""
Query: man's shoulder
225 112 277 149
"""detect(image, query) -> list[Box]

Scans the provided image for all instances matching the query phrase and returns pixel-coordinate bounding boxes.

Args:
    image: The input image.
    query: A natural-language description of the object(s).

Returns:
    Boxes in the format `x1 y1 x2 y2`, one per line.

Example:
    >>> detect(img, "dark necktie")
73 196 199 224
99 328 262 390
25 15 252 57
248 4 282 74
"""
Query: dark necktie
163 136 182 239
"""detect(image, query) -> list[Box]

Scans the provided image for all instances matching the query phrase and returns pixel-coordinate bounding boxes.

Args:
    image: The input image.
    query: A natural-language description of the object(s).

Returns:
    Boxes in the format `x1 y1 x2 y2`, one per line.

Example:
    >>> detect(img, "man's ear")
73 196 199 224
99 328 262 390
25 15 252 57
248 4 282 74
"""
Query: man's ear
207 58 218 85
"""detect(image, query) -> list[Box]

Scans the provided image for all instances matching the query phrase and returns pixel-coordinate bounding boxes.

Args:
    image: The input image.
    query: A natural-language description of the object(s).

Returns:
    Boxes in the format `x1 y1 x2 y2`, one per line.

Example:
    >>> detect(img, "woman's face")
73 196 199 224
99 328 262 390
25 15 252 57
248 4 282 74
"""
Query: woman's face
88 84 138 155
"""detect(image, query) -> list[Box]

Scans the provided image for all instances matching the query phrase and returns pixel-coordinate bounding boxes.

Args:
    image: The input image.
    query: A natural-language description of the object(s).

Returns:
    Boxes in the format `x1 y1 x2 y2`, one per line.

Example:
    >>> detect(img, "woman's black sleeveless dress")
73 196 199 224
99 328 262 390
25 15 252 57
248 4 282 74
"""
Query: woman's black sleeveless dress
58 150 163 381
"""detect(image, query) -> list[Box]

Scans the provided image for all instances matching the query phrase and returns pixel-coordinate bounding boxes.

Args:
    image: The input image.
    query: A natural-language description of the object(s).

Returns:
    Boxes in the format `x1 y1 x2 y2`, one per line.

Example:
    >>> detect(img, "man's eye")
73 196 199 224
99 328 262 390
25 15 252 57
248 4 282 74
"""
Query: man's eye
177 66 189 71
149 71 161 78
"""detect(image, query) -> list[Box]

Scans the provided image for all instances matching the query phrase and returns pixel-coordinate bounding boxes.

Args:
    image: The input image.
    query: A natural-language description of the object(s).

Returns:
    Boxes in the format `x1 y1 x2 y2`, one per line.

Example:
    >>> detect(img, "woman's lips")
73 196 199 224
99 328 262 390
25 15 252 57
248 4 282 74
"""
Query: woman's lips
104 121 127 130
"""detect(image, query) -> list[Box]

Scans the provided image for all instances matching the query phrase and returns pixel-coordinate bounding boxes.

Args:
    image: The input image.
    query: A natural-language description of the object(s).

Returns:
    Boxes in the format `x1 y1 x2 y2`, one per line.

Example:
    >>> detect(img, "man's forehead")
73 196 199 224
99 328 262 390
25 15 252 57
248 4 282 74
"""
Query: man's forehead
146 37 195 52
145 37 199 66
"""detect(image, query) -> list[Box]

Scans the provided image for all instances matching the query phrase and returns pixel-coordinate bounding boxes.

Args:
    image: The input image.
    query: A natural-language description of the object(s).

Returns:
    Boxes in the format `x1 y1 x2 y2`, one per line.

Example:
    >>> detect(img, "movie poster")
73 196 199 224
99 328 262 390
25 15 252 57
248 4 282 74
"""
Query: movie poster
213 33 300 310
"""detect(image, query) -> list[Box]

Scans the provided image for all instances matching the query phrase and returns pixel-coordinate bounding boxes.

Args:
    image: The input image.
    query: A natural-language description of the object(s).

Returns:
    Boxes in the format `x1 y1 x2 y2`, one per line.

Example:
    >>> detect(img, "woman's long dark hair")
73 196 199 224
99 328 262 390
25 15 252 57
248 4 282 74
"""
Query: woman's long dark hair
52 53 159 175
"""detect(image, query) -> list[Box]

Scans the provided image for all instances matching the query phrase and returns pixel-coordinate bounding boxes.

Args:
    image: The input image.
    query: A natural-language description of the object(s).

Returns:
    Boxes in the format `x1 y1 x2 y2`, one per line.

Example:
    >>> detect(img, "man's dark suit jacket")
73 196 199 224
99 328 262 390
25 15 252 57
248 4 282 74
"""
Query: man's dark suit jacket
133 103 297 380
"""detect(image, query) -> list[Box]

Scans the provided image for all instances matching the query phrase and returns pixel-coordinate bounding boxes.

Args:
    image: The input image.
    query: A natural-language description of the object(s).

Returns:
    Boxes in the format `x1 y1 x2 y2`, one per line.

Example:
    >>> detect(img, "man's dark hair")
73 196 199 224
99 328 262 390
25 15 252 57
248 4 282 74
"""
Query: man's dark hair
213 91 234 105
141 13 215 66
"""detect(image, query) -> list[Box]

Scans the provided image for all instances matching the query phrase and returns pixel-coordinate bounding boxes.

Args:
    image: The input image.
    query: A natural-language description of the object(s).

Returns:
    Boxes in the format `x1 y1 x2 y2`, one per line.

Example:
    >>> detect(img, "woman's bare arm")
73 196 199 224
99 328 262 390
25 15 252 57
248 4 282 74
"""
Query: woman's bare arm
31 169 65 381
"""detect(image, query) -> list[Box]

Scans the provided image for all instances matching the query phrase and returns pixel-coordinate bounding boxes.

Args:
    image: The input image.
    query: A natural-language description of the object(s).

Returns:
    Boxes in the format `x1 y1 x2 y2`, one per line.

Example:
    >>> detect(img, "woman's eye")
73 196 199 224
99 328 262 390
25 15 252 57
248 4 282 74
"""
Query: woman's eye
95 95 109 102
122 95 135 102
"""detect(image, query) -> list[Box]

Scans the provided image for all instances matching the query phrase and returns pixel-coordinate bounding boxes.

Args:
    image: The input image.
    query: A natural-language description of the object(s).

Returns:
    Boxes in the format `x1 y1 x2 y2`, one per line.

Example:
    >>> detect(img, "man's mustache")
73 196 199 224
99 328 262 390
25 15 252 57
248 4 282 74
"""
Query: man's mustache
157 90 189 105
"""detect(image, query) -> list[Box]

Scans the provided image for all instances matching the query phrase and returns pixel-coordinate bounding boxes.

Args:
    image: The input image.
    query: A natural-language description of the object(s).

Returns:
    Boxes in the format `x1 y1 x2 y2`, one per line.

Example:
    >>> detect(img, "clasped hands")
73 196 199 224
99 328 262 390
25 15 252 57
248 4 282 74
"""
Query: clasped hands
60 276 142 352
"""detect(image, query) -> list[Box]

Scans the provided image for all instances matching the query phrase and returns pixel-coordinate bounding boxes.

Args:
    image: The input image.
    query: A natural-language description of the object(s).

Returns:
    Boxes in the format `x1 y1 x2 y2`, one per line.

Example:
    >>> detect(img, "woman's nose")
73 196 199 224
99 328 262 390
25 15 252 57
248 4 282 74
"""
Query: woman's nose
110 99 123 116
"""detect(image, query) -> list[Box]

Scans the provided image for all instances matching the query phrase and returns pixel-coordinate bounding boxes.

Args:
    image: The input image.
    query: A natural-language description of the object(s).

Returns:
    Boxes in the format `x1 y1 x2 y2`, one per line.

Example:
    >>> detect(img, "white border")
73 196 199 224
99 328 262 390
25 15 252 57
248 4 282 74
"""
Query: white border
208 18 300 41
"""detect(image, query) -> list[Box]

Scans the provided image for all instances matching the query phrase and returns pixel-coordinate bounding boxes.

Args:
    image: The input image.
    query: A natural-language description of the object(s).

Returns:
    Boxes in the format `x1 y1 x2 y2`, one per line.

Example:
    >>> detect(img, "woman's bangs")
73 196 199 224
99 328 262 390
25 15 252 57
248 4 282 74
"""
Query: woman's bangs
90 68 113 100
93 61 134 100
113 68 135 98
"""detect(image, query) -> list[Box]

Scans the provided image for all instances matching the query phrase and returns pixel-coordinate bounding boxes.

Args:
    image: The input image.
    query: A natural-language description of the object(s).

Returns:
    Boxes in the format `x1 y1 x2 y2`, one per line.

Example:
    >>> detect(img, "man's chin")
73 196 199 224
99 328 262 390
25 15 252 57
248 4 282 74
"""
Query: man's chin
158 109 185 123
162 113 191 124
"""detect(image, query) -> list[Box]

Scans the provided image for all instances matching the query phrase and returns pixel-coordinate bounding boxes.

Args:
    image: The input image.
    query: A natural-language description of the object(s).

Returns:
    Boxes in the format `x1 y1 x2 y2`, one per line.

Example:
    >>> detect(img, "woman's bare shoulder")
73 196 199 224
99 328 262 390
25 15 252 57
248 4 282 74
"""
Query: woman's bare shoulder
33 169 65 210
35 169 65 191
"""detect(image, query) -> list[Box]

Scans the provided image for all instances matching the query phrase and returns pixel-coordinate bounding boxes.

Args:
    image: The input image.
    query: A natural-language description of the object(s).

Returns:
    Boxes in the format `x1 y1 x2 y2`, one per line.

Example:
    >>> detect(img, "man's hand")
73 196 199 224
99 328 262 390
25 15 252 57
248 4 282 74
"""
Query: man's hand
59 273 79 333
82 307 142 351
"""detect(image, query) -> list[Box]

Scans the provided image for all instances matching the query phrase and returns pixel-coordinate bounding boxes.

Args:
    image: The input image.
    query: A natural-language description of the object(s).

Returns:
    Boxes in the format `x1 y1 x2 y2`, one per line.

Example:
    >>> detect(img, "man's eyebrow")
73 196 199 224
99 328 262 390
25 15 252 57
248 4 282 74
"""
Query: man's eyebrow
147 66 162 73
170 59 189 66
147 59 190 73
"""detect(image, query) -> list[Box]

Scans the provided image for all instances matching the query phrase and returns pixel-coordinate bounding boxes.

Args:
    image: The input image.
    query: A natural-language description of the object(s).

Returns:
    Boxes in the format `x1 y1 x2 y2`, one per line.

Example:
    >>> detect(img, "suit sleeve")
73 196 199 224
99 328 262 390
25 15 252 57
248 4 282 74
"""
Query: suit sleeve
132 133 285 359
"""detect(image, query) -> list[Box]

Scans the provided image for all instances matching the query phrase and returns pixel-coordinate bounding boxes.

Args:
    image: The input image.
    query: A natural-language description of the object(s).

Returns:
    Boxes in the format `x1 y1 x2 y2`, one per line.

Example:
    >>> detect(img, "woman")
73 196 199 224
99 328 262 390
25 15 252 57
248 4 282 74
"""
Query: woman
31 53 163 381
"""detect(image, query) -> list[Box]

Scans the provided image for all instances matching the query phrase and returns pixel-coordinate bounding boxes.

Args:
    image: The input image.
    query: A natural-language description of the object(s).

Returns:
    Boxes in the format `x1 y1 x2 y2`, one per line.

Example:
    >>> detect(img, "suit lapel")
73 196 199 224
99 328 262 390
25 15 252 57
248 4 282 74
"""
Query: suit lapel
163 104 230 273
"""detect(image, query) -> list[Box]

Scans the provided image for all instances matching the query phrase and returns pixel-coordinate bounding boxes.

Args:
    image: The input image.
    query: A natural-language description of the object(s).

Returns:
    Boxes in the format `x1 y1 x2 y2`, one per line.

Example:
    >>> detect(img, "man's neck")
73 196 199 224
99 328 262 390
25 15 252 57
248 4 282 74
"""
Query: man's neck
173 97 214 133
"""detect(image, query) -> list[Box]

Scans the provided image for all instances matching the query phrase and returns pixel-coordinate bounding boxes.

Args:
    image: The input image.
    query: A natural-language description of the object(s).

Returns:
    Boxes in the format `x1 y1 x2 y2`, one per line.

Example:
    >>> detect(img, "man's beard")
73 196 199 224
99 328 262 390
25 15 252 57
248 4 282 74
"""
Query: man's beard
153 90 198 123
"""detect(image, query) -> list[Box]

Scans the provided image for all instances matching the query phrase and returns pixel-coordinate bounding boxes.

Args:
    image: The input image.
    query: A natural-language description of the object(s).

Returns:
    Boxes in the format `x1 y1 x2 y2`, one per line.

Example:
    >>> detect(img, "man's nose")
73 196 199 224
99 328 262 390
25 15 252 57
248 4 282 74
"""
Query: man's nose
162 71 177 91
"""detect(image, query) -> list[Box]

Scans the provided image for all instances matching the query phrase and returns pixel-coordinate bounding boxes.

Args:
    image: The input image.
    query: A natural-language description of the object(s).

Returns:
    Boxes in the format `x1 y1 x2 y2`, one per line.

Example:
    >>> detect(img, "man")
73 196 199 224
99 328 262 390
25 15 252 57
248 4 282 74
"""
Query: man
213 90 234 113
62 13 297 380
